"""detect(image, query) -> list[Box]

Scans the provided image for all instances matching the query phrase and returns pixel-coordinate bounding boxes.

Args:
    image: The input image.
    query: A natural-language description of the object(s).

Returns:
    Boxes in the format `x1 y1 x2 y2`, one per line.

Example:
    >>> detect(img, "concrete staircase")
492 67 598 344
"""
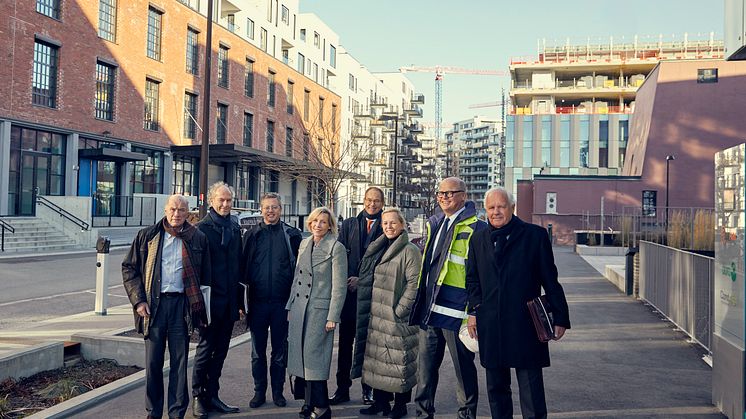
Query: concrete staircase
0 217 83 253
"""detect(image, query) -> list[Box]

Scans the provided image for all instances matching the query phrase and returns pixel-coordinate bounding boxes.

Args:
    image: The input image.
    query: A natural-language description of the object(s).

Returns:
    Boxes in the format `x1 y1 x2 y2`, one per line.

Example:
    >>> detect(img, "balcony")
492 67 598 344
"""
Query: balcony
352 126 371 139
370 95 387 108
353 105 374 119
411 93 425 104
381 106 400 118
405 122 423 134
404 103 423 118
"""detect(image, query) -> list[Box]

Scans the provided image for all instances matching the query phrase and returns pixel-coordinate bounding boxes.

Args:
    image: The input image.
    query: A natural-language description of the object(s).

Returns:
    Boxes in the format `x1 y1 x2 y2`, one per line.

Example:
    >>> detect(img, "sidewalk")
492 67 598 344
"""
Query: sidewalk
45 246 721 418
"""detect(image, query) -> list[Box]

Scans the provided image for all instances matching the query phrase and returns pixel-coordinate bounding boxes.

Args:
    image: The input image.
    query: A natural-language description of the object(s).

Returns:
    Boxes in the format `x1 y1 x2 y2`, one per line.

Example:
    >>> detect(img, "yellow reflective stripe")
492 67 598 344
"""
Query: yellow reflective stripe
448 253 466 265
431 304 467 319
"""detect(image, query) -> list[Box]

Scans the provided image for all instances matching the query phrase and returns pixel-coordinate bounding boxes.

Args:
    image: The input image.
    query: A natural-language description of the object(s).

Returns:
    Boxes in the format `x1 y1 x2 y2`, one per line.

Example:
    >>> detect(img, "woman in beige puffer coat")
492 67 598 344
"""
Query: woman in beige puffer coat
352 208 421 419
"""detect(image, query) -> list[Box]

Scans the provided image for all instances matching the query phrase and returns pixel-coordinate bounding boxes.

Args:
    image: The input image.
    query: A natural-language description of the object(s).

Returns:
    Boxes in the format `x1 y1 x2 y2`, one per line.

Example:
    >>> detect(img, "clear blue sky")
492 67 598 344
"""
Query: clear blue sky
300 0 724 132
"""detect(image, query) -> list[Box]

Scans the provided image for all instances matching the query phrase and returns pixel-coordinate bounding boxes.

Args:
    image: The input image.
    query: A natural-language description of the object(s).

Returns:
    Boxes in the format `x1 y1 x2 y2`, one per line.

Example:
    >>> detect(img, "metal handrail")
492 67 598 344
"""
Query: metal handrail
0 218 14 252
36 195 90 231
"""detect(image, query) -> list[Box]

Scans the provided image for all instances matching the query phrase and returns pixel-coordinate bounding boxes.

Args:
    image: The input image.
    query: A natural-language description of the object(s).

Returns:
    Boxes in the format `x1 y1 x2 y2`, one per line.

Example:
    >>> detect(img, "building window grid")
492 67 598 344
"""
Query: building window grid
95 62 116 121
286 127 293 157
618 120 629 168
32 41 59 108
598 119 609 168
143 79 160 131
243 112 253 147
98 0 117 41
146 7 163 61
131 147 163 194
186 28 199 75
172 156 198 196
217 46 229 88
36 0 60 19
287 81 294 114
216 103 228 144
281 6 289 24
559 117 570 167
297 52 305 74
540 117 551 167
247 18 255 39
303 90 309 121
522 117 533 167
319 97 324 126
267 72 276 107
266 120 275 152
183 92 198 139
579 117 590 168
329 45 336 68
177 0 199 10
244 59 254 97
260 28 267 52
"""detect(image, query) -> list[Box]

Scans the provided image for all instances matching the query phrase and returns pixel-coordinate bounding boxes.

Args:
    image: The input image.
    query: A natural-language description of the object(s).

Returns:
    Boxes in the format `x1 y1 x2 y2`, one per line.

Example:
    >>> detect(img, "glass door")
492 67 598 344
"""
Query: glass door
18 152 50 216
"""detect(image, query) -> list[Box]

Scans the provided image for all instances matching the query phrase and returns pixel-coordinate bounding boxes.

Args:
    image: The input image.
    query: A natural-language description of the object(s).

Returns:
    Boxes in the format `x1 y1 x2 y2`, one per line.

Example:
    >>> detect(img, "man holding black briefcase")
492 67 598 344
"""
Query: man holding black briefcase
465 187 571 419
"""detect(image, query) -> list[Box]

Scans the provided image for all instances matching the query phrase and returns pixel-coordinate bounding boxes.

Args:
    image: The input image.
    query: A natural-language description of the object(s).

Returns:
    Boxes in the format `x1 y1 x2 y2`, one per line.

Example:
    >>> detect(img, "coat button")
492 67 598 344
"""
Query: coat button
307 283 311 287
300 270 303 274
305 295 309 298
298 281 302 285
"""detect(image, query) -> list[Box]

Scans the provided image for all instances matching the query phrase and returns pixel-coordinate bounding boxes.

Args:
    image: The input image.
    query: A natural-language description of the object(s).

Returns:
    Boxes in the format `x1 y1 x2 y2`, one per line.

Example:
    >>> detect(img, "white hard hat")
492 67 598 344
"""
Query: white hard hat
459 323 479 353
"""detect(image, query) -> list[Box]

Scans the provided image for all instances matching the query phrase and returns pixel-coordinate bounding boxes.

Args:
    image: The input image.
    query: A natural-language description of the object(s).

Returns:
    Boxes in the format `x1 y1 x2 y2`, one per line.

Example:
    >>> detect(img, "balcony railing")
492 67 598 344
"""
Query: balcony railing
512 105 633 115
404 103 423 117
411 93 425 104
353 105 374 119
370 95 387 108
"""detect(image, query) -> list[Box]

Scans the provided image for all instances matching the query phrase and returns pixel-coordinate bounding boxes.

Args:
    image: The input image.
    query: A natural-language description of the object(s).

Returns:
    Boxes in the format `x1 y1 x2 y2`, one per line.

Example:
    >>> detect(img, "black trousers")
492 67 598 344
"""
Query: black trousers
373 388 411 407
249 302 289 395
192 303 234 399
333 288 371 394
305 379 330 409
414 326 478 416
145 294 190 418
485 367 547 419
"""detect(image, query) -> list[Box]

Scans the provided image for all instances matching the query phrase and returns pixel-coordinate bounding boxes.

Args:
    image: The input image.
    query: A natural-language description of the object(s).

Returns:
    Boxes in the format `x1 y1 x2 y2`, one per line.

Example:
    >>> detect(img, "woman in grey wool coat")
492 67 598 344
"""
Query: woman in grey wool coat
286 207 347 419
352 208 421 419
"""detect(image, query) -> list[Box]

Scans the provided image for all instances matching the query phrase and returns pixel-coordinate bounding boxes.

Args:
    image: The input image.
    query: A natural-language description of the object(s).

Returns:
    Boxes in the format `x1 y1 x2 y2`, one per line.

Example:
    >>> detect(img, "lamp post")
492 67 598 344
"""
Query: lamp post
198 0 215 218
665 154 675 228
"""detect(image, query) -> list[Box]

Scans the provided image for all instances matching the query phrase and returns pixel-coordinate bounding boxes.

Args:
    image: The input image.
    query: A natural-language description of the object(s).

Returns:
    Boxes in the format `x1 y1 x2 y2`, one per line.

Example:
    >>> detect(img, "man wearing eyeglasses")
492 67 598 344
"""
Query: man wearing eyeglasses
409 177 486 419
329 186 385 406
242 193 302 409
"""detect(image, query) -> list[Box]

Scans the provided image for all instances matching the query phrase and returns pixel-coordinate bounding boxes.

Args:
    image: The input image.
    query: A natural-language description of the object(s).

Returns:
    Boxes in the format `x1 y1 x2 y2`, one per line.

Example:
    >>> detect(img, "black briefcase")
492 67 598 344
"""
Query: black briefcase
527 295 555 342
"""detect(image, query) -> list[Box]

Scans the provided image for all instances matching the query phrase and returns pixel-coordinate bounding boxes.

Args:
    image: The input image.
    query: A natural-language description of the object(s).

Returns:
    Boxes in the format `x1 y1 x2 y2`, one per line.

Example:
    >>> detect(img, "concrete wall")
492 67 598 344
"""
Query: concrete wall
712 333 745 417
38 196 96 247
0 341 63 381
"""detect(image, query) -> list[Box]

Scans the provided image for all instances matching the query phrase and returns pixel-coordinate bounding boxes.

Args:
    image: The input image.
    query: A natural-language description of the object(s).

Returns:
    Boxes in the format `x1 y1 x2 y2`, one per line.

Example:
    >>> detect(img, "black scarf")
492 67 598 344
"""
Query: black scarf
490 215 517 267
209 208 234 247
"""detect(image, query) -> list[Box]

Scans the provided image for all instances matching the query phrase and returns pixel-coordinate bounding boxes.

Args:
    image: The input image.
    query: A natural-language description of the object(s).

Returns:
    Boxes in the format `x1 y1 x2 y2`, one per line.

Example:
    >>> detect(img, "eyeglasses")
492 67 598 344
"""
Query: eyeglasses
262 205 281 211
364 198 382 204
436 190 464 199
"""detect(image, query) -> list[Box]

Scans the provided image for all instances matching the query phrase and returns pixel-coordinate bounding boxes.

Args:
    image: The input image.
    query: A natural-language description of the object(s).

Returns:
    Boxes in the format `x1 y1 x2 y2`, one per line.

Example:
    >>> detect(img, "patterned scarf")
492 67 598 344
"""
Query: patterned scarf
208 208 234 247
162 217 206 328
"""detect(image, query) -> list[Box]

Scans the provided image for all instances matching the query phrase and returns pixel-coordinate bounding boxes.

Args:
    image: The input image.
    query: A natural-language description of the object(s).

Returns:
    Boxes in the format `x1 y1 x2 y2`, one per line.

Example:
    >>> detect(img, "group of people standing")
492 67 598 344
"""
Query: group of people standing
122 176 570 419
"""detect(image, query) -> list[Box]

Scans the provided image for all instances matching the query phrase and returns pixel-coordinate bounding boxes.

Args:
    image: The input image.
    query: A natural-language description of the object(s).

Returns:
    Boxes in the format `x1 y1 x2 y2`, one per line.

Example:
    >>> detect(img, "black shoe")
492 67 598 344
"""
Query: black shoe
298 404 312 418
209 396 239 413
273 392 287 407
416 408 434 419
389 404 407 419
249 393 266 408
456 410 476 419
310 407 331 419
362 388 375 405
192 396 208 419
360 402 391 416
328 391 350 405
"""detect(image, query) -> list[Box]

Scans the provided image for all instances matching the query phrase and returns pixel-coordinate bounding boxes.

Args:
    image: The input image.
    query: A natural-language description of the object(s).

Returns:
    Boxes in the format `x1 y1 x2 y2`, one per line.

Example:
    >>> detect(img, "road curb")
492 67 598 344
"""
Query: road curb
28 332 252 418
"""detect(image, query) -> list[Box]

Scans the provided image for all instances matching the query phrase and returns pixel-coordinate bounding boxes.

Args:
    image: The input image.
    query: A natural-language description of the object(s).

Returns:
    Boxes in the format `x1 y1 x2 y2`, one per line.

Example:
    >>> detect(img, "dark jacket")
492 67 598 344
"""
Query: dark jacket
197 212 242 322
122 221 211 338
241 221 302 304
338 211 384 278
465 216 571 369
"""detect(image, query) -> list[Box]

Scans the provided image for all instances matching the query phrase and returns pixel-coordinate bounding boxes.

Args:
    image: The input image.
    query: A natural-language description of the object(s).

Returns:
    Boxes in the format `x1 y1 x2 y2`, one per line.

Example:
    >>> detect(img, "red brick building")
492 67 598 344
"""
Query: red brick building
0 0 340 218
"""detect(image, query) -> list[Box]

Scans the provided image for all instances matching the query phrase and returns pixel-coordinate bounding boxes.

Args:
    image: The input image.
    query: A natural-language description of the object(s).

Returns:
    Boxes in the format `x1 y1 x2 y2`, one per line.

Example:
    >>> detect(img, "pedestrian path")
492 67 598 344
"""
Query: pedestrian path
64 246 722 418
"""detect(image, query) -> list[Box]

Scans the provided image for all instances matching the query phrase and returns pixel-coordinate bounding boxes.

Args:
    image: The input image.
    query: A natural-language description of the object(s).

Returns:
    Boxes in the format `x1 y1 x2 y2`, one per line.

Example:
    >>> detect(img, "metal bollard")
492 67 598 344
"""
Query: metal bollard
95 236 111 315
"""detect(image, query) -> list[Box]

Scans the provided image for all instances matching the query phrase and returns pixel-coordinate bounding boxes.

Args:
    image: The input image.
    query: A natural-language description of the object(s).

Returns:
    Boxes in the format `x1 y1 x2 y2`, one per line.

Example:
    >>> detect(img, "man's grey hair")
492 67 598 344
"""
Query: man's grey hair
207 181 235 203
260 192 282 206
164 194 189 210
440 177 467 193
484 187 516 206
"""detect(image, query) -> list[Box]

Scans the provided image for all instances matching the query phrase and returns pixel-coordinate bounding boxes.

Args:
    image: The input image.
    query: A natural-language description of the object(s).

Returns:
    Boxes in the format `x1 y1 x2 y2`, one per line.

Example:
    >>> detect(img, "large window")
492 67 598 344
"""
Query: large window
95 62 116 121
177 0 199 10
36 0 60 19
217 45 229 88
144 78 160 131
287 80 294 114
297 52 305 74
505 117 514 167
186 28 199 75
329 45 336 68
303 133 310 160
216 103 228 144
243 112 253 147
8 126 66 214
619 119 629 168
267 71 276 107
260 28 267 52
281 6 289 24
318 97 324 125
32 40 58 108
146 7 163 60
598 118 609 168
183 92 197 139
559 116 570 167
522 116 533 167
131 147 163 194
266 120 275 152
246 18 254 39
540 116 551 167
285 127 293 157
244 58 254 97
303 89 309 121
173 156 198 196
579 116 590 168
98 0 117 41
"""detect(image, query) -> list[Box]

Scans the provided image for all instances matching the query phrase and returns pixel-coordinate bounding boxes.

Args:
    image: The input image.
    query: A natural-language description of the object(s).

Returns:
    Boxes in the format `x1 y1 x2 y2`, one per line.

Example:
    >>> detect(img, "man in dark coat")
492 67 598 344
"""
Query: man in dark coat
466 187 571 419
242 192 302 409
192 182 242 418
122 194 210 419
409 177 485 419
329 186 384 406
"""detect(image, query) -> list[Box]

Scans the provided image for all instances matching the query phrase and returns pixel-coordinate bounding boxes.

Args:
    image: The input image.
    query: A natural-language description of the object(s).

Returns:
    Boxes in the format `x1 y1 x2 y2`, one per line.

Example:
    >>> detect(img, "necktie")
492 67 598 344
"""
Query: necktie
432 217 450 262
366 218 375 234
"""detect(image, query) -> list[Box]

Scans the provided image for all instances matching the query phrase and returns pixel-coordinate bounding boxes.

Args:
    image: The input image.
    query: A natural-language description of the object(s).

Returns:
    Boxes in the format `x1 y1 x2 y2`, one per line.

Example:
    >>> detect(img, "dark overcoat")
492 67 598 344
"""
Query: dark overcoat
197 212 242 322
465 216 570 369
339 211 383 277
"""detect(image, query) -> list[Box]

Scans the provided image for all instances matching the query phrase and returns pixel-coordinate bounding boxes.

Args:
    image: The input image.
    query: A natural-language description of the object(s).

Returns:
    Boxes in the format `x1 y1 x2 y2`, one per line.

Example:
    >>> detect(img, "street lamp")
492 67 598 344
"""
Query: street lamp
665 154 675 228
198 0 215 218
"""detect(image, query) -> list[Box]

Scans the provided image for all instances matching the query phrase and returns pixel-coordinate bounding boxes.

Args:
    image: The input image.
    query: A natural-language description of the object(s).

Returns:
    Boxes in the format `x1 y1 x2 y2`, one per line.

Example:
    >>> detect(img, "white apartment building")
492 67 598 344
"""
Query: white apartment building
446 117 502 208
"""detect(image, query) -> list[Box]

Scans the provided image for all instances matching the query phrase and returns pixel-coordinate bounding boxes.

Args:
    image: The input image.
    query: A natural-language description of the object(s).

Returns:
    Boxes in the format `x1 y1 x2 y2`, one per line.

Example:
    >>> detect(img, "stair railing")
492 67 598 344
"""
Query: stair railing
35 195 90 231
0 218 14 252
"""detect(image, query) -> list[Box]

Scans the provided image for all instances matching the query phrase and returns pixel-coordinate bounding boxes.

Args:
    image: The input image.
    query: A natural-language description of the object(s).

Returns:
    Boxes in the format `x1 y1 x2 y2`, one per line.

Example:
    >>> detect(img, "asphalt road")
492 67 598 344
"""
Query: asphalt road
0 248 131 330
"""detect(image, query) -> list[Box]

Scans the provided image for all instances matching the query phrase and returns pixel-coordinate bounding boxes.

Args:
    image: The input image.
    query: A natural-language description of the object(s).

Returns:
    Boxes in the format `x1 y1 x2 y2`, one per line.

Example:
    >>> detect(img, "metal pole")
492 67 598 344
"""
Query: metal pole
665 158 670 229
199 0 215 218
393 116 399 207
